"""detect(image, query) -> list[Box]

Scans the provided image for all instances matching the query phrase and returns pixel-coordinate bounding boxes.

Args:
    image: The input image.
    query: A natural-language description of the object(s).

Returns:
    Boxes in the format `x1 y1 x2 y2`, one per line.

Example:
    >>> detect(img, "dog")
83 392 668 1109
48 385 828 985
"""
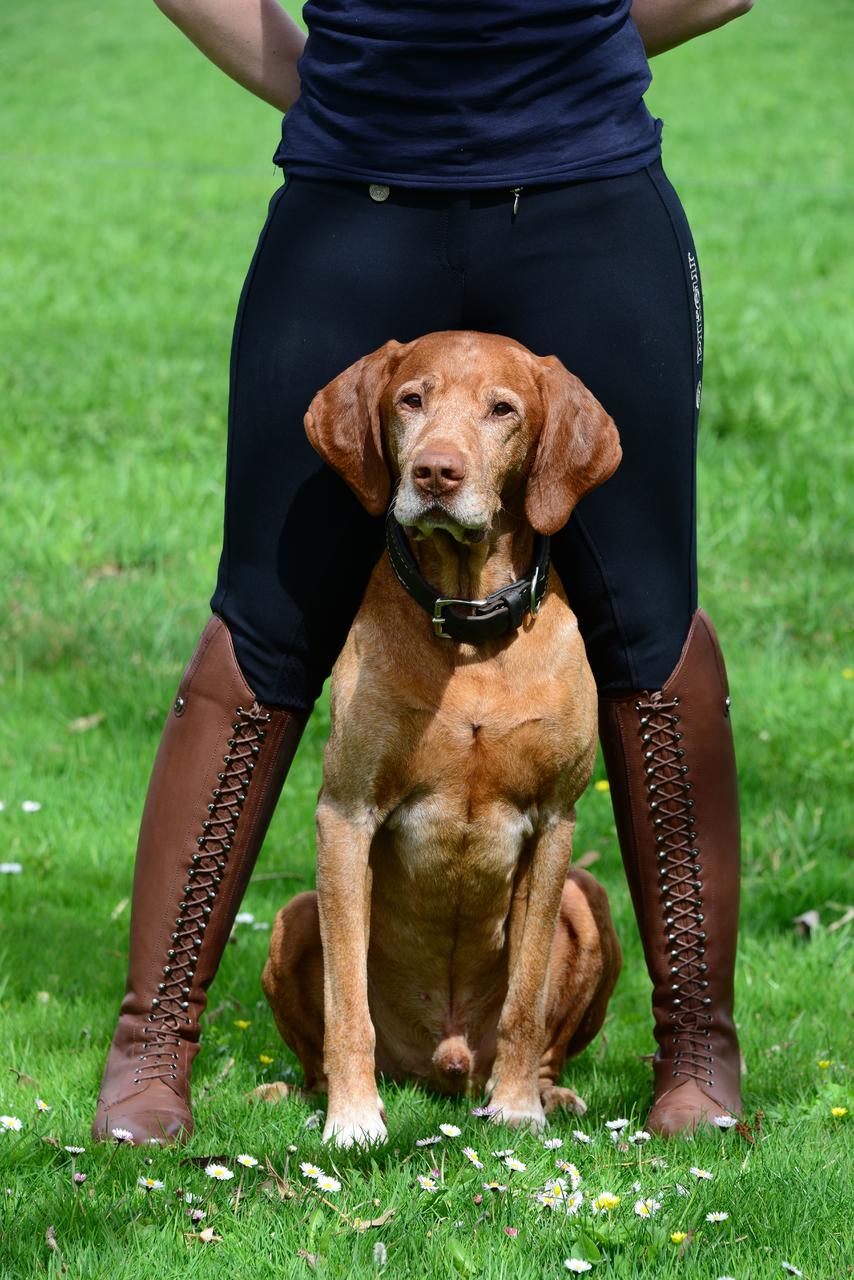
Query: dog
260 331 623 1147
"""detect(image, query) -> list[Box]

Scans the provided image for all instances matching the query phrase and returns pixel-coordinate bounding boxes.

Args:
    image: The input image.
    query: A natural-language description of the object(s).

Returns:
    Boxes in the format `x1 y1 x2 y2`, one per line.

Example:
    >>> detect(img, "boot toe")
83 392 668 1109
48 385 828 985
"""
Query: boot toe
647 1079 740 1137
92 1081 193 1146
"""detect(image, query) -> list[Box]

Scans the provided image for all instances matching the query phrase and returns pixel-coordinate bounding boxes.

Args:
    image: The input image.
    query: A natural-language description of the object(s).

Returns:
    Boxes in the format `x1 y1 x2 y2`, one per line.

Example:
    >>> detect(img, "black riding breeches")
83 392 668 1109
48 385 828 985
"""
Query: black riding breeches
210 159 704 711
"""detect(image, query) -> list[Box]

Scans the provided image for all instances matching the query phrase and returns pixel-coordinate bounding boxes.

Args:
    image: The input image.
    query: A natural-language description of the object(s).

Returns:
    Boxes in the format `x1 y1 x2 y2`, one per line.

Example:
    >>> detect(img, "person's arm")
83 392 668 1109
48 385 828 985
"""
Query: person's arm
631 0 755 57
152 0 305 112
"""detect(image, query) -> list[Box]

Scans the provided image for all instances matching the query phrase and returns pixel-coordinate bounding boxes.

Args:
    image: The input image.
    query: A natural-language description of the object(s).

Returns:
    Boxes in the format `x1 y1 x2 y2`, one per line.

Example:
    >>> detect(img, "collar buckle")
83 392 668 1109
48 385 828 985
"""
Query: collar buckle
432 595 489 639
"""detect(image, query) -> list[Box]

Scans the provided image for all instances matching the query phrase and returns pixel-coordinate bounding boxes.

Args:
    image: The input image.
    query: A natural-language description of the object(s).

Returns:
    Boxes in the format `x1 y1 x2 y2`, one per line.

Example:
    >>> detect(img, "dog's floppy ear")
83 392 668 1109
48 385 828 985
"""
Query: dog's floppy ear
524 355 622 535
304 339 406 515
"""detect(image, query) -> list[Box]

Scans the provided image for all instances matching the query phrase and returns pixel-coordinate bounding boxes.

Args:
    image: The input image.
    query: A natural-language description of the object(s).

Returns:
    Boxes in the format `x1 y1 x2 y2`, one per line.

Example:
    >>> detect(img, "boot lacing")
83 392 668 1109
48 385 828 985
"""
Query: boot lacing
134 702 272 1085
636 691 714 1088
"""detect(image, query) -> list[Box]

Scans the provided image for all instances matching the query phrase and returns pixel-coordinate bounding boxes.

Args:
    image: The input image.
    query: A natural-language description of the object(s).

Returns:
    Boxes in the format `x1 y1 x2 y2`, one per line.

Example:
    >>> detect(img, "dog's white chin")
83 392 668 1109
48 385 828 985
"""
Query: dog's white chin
394 495 489 545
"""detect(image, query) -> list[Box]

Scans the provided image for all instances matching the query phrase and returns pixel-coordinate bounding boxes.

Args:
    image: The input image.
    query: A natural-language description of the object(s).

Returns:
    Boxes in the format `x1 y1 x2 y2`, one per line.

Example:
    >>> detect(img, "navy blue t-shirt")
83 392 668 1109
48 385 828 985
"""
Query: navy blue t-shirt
274 1 662 188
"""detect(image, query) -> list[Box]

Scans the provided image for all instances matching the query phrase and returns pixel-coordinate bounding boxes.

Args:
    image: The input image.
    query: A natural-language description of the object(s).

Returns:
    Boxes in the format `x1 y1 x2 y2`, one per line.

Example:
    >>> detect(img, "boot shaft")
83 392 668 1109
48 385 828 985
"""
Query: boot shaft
599 609 740 1101
96 616 307 1133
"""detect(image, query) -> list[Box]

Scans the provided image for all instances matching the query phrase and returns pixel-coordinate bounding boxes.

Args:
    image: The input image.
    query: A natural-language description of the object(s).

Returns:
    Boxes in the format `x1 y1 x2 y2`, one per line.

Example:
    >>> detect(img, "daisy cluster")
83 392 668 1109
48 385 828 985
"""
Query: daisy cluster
1 1087 838 1276
402 1105 747 1264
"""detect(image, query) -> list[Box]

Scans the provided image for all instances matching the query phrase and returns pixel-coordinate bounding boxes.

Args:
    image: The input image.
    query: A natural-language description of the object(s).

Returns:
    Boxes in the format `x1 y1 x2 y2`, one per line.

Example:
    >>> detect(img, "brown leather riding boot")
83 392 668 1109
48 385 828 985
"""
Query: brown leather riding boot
92 616 307 1144
598 609 742 1136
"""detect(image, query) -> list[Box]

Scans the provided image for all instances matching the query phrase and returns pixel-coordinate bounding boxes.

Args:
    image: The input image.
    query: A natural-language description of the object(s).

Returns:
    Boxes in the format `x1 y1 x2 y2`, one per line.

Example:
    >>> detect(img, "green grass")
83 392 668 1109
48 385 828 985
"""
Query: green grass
1 0 852 1275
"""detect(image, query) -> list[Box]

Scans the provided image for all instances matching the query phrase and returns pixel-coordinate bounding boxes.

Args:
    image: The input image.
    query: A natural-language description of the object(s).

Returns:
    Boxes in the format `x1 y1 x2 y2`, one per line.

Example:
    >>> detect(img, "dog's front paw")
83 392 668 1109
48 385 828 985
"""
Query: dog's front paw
488 1092 547 1133
541 1084 587 1116
322 1100 388 1149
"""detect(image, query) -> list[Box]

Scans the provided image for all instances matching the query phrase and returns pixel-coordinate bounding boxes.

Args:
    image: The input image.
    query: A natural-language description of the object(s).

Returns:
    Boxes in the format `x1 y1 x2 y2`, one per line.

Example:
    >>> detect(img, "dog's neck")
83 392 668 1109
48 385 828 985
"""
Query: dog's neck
406 509 535 604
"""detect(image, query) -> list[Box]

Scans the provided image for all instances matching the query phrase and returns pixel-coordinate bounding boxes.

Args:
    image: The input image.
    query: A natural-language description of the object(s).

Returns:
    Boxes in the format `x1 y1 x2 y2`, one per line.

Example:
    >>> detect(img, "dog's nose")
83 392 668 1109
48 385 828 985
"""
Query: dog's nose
412 449 467 497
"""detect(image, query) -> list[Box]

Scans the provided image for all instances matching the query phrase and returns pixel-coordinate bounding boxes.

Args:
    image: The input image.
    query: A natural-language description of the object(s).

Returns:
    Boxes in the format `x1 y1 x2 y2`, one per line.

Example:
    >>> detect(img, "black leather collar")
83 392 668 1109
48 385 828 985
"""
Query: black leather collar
385 508 550 642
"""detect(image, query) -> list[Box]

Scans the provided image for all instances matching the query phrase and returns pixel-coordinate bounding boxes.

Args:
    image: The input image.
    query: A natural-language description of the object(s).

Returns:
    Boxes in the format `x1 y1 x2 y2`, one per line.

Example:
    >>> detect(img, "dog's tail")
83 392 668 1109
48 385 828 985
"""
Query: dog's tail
432 1035 472 1080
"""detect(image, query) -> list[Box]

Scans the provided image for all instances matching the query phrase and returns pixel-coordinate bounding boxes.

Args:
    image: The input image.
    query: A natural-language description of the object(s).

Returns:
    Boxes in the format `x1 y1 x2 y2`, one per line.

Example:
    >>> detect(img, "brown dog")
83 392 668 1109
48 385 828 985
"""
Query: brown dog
261 331 622 1147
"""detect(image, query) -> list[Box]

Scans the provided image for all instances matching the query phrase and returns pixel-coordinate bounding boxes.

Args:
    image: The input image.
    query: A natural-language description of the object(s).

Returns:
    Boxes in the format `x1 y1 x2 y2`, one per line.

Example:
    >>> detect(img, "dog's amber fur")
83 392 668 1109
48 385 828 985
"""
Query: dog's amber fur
260 332 623 1147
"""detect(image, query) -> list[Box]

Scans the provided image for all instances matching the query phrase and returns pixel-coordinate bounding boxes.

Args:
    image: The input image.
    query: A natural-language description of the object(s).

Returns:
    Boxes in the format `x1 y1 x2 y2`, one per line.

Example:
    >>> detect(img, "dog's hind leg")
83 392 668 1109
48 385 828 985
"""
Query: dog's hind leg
261 891 328 1095
538 867 622 1115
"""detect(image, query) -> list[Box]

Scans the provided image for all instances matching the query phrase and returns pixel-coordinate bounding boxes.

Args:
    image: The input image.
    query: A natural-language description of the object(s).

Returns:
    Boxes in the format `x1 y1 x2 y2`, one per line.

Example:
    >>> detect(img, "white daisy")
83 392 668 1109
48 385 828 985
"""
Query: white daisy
543 1177 567 1198
504 1156 527 1173
591 1192 621 1214
629 1130 651 1143
234 911 255 925
111 1128 133 1143
64 1145 85 1154
605 1118 629 1131
471 1105 497 1117
21 801 42 812
564 1260 593 1273
417 1174 438 1192
300 1163 324 1179
555 1160 581 1189
634 1198 662 1218
237 1154 258 1168
492 1148 514 1158
542 1136 563 1149
316 1174 341 1193
461 1147 483 1169
416 1135 441 1147
781 1266 803 1277
713 1115 738 1129
137 1176 165 1191
571 1130 591 1145
689 1166 713 1180
35 1099 51 1113
204 1164 234 1181
439 1123 461 1138
564 1190 583 1216
706 1211 729 1222
0 863 22 874
1 1116 23 1132
482 1180 508 1192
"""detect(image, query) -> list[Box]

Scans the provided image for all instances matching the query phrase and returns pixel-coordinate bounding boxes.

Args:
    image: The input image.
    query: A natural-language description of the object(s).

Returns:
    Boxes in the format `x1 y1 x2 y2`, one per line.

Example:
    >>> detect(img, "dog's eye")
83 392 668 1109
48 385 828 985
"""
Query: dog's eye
492 402 514 417
401 393 423 409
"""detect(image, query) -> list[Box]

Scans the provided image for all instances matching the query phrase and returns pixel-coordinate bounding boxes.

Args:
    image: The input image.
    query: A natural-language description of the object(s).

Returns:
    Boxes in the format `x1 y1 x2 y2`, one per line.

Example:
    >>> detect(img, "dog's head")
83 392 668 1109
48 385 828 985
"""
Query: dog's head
304 331 621 539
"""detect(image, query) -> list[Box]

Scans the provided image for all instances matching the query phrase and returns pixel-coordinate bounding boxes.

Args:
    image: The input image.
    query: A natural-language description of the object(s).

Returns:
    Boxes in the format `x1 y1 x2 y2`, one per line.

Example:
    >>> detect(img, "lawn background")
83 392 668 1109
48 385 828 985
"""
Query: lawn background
0 1 852 1276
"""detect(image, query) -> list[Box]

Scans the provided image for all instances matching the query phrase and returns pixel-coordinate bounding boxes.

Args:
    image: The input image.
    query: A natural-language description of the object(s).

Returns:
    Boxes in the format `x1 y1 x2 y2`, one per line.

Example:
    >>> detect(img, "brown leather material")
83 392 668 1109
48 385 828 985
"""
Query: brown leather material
92 616 307 1144
599 608 742 1135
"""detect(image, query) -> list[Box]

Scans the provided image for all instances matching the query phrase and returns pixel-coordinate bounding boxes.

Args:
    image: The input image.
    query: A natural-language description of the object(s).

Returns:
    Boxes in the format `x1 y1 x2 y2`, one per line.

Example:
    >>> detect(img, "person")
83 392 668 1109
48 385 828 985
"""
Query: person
92 0 754 1145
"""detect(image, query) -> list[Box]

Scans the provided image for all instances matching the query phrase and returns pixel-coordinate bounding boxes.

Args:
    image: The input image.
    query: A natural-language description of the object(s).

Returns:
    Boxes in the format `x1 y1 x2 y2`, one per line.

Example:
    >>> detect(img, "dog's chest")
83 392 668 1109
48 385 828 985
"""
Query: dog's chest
378 685 575 884
384 790 537 885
